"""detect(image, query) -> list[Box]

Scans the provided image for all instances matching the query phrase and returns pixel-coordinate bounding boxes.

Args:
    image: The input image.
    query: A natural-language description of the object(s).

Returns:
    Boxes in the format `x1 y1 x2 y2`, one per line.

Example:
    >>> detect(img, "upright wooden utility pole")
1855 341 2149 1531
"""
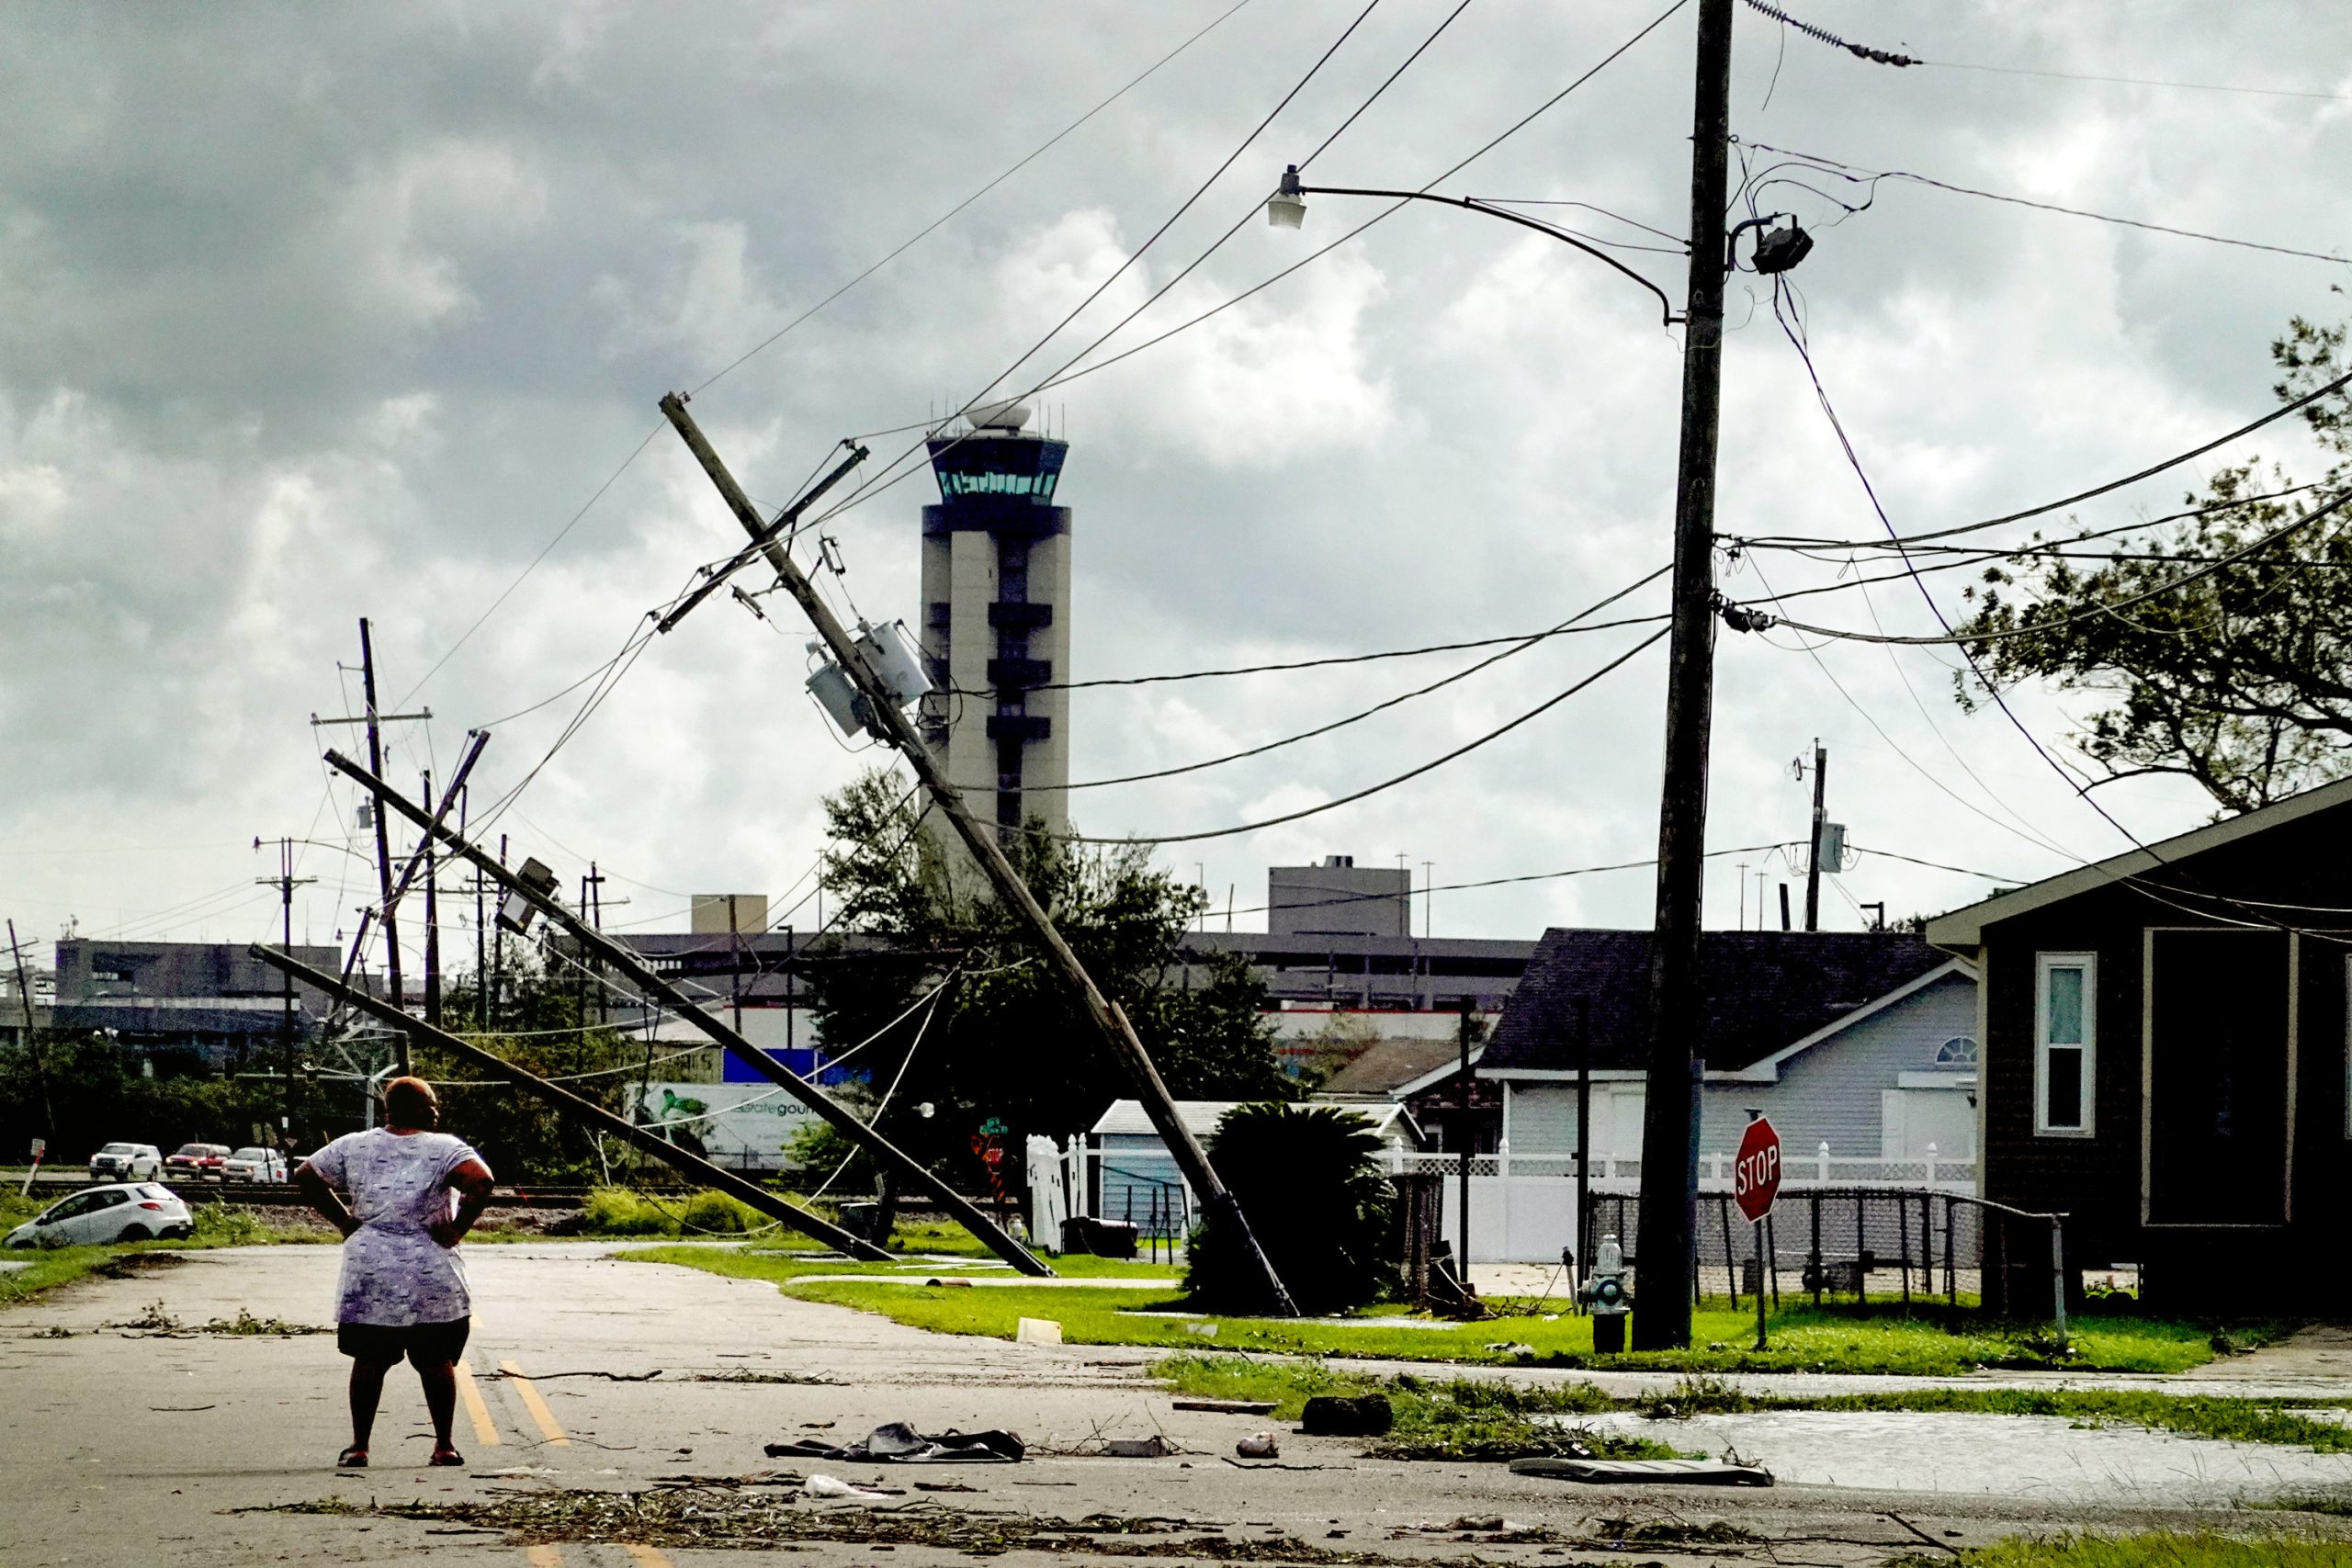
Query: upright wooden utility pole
1803 741 1827 932
1455 995 1475 1277
1634 0 1735 1351
422 773 444 1027
255 840 316 1140
356 618 405 1070
658 393 1298 1315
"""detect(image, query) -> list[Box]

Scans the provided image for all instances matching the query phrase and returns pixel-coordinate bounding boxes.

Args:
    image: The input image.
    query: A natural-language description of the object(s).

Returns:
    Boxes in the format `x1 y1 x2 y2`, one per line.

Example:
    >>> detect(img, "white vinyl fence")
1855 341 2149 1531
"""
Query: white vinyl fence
1388 1141 1974 1264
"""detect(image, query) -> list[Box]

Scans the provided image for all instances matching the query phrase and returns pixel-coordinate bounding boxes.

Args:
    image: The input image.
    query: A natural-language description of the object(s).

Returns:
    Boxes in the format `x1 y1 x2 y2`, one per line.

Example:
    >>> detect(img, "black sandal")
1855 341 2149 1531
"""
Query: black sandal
429 1446 464 1467
337 1446 368 1469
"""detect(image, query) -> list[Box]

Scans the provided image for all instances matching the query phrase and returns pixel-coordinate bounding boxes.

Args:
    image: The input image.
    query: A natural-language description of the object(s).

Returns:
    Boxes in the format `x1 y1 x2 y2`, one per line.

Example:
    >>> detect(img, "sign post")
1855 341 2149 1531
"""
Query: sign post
1732 1115 1781 1350
21 1137 45 1199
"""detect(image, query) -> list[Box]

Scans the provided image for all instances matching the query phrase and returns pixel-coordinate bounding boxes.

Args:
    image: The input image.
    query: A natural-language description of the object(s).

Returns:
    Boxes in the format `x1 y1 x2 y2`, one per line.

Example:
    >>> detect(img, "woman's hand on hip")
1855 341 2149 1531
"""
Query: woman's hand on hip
427 1219 465 1248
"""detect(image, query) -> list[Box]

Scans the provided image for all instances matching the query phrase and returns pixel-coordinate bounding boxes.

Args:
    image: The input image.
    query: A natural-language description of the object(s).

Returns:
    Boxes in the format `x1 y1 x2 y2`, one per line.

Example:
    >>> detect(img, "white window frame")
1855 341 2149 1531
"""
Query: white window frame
2034 953 2097 1137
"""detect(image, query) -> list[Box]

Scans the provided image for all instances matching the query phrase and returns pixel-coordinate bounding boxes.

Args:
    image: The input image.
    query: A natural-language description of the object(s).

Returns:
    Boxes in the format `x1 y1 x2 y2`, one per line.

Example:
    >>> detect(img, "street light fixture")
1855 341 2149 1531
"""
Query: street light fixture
1262 168 1717 328
1266 165 1307 229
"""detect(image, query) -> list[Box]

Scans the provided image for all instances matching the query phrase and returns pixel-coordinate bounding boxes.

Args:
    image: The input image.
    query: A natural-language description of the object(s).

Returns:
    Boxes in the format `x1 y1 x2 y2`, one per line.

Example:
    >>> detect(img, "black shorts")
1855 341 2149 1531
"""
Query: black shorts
337 1316 471 1368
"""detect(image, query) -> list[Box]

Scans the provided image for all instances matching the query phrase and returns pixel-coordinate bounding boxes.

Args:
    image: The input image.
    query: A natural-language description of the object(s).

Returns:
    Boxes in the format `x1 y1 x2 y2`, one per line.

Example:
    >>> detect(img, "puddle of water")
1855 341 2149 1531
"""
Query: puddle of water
1568 1410 2352 1504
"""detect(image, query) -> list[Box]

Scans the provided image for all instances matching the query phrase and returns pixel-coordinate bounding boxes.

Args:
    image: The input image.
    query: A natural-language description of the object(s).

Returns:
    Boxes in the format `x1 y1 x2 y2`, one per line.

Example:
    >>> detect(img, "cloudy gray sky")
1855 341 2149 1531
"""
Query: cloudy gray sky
4 1 2347 965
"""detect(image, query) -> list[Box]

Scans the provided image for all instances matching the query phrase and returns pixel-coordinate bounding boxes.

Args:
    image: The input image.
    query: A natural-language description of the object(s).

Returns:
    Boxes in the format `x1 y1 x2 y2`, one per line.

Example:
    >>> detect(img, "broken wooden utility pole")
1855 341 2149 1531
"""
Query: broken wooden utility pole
321 751 1054 1279
6 919 53 1138
247 943 888 1260
658 391 1297 1315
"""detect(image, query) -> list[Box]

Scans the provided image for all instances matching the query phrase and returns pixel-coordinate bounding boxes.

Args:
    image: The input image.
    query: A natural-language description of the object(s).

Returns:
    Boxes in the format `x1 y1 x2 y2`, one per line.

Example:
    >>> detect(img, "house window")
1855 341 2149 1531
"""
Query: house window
1934 1035 1978 1068
2035 953 2095 1136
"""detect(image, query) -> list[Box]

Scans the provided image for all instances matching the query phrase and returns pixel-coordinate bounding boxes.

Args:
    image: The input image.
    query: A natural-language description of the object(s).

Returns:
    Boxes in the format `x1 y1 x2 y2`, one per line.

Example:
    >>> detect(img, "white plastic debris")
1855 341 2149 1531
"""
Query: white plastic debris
1236 1432 1280 1460
1015 1316 1064 1345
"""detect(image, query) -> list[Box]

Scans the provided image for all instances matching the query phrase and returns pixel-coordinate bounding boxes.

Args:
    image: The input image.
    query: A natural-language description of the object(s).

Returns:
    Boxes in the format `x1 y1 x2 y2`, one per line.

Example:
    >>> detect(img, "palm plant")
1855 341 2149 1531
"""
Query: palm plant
1186 1102 1396 1314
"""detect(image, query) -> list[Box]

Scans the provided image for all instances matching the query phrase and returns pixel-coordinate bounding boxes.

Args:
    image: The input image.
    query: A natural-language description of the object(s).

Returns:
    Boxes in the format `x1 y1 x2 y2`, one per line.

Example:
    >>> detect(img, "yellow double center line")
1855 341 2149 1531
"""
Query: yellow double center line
497 1359 571 1448
453 1358 502 1450
526 1546 672 1566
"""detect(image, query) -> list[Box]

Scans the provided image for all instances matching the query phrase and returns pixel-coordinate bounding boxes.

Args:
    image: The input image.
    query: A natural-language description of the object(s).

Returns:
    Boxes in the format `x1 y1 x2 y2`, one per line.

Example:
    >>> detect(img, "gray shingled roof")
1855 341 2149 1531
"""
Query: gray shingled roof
1484 929 1949 1074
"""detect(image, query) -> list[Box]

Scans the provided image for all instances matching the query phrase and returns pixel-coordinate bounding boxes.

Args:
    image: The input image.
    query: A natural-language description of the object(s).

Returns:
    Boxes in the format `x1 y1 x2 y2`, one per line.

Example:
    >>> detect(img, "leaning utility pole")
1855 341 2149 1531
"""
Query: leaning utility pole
248 943 890 1260
1634 0 1734 1351
1803 740 1827 933
322 751 1054 1279
6 919 53 1137
657 393 1297 1314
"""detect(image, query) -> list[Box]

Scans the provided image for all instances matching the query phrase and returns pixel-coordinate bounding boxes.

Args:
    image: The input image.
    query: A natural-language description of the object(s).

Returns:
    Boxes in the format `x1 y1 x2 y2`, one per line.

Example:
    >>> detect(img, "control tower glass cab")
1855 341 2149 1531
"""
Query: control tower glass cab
917 401 1072 848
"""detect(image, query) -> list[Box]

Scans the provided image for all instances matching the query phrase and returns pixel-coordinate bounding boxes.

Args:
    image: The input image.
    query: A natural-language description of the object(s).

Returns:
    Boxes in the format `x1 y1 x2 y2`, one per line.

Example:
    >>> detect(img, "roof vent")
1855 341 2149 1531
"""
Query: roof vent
1323 854 1354 868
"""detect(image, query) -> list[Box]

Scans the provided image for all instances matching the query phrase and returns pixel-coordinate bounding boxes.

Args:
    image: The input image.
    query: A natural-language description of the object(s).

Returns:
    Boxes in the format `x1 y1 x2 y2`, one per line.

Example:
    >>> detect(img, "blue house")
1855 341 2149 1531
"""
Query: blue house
1481 931 1980 1187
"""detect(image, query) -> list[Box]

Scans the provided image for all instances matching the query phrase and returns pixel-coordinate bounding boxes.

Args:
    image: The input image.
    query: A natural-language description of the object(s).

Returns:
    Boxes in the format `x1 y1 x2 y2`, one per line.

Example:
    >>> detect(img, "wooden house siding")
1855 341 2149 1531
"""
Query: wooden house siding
1944 798 2352 1311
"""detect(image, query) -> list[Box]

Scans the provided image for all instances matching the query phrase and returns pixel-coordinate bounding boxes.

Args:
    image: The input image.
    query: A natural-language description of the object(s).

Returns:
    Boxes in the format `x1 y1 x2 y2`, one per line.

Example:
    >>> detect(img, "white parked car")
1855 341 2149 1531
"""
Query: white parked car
221 1146 287 1183
88 1142 164 1181
5 1183 194 1248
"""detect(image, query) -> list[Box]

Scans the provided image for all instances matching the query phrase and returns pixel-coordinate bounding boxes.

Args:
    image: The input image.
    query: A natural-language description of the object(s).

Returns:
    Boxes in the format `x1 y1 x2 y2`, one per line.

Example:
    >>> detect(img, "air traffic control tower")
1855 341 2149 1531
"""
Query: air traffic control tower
917 400 1070 846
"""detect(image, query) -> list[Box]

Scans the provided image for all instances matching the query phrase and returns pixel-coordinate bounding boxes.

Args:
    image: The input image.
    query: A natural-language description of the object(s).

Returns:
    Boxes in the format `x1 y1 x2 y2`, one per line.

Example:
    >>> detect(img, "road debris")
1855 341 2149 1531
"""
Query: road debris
1510 1456 1773 1486
107 1302 328 1337
766 1421 1025 1464
804 1473 896 1501
1301 1395 1393 1437
1174 1399 1278 1415
254 1489 1451 1563
1237 1432 1280 1459
1103 1435 1180 1458
1017 1316 1064 1344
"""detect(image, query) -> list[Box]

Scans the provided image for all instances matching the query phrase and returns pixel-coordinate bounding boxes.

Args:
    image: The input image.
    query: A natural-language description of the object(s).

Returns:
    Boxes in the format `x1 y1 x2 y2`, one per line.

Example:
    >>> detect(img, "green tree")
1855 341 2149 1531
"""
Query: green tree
1185 1102 1396 1314
1954 310 2352 813
802 770 1292 1195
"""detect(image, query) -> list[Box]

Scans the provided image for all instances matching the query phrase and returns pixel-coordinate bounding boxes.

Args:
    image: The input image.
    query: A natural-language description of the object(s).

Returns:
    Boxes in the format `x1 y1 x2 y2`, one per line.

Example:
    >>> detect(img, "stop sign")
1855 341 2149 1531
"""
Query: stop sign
1733 1116 1781 1224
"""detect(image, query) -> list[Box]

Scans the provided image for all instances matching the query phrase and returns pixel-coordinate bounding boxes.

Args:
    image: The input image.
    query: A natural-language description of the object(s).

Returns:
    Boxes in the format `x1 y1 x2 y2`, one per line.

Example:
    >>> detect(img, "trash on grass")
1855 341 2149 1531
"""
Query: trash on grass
1015 1317 1063 1345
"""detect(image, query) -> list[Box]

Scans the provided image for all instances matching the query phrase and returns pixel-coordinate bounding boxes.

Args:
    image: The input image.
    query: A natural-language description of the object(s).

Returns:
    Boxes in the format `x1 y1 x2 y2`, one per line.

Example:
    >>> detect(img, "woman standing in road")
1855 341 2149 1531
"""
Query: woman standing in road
294 1076 495 1469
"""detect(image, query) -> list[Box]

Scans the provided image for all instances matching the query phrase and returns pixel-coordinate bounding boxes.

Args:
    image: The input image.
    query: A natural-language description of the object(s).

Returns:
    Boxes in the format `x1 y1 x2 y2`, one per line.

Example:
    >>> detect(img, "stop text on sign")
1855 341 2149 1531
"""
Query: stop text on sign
1732 1114 1782 1224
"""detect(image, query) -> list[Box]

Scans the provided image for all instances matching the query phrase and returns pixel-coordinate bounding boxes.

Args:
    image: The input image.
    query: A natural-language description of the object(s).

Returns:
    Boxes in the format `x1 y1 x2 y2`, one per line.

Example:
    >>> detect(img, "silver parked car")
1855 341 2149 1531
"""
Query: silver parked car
220 1146 287 1183
5 1183 194 1247
88 1142 164 1181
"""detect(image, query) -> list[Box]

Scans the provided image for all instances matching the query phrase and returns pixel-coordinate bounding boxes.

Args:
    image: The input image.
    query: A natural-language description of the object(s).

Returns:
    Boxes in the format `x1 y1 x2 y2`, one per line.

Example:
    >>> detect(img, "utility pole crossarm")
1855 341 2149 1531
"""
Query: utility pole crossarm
656 391 1296 1315
245 943 888 1261
655 443 870 636
318 750 1055 1279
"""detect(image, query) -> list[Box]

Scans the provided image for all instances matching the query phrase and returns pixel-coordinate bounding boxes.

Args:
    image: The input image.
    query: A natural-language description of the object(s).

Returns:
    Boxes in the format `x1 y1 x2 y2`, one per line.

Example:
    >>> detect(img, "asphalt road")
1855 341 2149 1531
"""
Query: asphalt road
2 1242 2346 1568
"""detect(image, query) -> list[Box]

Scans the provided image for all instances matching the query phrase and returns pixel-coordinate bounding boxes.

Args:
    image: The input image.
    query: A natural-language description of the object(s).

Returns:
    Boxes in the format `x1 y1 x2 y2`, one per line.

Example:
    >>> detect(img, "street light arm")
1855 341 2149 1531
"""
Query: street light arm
1300 184 1683 327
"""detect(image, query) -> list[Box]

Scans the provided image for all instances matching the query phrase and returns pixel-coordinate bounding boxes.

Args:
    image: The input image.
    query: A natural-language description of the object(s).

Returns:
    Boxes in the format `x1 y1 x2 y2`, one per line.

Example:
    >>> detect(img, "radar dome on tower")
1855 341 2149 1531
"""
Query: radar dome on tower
965 399 1033 433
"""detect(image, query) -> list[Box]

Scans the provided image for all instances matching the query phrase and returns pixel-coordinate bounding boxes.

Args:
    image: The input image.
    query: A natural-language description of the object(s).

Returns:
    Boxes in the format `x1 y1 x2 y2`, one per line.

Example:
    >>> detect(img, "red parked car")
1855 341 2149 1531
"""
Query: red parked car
164 1143 231 1182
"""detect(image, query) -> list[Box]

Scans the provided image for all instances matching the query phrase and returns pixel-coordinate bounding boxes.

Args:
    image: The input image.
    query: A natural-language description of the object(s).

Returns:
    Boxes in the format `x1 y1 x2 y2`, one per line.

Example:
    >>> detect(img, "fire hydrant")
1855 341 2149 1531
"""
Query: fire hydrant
1579 1233 1633 1353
